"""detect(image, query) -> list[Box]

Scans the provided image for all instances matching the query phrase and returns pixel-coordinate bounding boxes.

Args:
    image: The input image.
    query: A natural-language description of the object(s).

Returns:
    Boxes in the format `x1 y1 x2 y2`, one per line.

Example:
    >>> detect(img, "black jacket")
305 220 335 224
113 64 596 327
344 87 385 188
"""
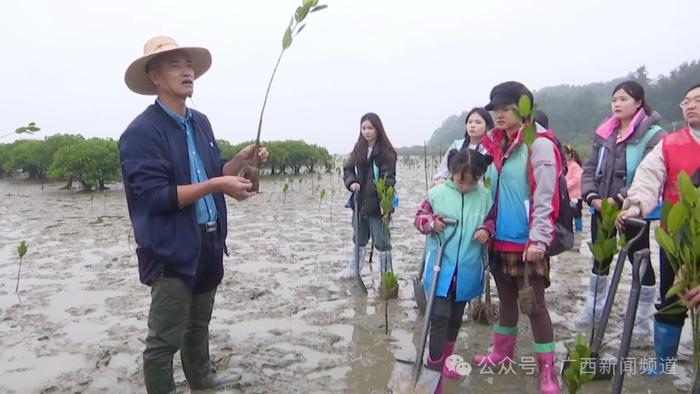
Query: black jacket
343 149 396 216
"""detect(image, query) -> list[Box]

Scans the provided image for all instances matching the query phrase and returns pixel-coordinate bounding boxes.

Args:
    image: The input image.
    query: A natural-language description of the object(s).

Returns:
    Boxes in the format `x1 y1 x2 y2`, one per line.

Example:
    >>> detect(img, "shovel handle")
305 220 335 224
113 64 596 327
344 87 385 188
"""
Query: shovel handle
442 217 458 226
623 217 647 229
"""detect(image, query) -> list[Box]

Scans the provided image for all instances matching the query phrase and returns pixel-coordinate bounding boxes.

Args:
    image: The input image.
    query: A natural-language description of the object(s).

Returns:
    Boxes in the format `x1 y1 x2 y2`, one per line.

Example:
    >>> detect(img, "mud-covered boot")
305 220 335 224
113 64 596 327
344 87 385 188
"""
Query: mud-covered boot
182 289 241 390
336 245 367 280
143 358 176 394
575 273 608 326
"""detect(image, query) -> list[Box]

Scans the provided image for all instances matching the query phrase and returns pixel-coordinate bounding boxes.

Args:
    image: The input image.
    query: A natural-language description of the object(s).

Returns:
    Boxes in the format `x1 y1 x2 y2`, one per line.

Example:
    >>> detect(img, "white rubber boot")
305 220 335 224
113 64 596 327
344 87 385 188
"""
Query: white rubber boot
336 246 367 280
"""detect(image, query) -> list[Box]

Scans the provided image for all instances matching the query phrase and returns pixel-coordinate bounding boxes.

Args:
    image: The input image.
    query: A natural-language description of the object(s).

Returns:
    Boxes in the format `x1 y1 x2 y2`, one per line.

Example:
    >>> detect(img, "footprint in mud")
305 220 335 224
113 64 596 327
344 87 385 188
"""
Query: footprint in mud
66 307 96 317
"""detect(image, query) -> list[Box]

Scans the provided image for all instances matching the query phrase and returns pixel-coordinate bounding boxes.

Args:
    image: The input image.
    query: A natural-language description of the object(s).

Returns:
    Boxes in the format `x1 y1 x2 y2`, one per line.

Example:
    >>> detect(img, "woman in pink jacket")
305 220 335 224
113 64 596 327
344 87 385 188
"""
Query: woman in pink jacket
563 145 583 232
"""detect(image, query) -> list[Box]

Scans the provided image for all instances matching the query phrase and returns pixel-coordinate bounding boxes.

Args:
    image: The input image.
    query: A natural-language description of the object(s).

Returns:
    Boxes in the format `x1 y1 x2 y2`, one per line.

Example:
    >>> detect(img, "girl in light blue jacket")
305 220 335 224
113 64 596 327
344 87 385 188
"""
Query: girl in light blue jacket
414 149 493 383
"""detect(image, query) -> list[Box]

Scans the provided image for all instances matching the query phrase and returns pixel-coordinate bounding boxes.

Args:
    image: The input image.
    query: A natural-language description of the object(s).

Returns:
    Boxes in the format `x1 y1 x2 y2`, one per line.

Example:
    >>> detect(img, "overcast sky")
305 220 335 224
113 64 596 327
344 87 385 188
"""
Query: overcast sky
2 0 696 153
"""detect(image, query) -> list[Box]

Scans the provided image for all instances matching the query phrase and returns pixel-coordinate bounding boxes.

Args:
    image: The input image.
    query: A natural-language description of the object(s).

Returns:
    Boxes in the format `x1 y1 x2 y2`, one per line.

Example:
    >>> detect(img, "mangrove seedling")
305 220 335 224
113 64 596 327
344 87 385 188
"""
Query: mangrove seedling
319 188 326 212
283 182 289 204
238 0 328 192
15 241 28 293
381 272 399 334
654 171 700 392
562 333 595 394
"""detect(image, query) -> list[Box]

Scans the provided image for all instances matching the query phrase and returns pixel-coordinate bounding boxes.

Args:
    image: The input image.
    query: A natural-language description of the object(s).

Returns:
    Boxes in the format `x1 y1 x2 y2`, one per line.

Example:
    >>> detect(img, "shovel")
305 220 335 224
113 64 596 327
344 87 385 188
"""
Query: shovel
413 236 429 315
562 217 648 380
471 248 497 325
612 248 650 393
389 217 459 394
352 192 368 294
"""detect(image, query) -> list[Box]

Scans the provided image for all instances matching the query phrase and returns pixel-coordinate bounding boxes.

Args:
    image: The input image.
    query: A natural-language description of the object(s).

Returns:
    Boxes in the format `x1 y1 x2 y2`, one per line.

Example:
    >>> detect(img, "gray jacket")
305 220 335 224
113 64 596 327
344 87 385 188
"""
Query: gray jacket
581 111 665 207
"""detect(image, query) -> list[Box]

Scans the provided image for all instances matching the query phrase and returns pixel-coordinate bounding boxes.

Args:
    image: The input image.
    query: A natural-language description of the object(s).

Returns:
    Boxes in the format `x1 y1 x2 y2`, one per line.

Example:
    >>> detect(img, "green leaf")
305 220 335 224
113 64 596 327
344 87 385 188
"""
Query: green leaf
658 301 688 316
681 245 693 265
296 2 312 22
17 241 27 258
667 202 689 233
661 200 673 224
484 177 492 189
295 23 306 35
518 95 532 118
282 27 293 49
655 227 677 257
310 4 328 12
678 171 699 206
602 238 618 260
522 124 536 147
666 280 689 299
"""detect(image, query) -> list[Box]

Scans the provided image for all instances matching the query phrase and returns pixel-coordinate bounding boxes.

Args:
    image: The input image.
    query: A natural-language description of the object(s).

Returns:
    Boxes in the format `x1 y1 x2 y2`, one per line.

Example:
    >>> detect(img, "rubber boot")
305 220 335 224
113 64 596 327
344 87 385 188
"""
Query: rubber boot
643 320 682 377
181 289 241 390
143 359 176 394
425 342 456 394
575 273 608 326
143 277 189 394
336 245 367 280
535 344 560 394
473 325 518 366
632 285 657 340
440 342 461 380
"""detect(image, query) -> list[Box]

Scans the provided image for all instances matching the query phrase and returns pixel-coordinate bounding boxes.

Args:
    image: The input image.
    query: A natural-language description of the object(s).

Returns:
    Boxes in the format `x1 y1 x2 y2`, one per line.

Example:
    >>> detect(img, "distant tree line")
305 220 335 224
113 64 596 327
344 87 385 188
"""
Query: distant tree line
413 60 700 157
0 135 333 190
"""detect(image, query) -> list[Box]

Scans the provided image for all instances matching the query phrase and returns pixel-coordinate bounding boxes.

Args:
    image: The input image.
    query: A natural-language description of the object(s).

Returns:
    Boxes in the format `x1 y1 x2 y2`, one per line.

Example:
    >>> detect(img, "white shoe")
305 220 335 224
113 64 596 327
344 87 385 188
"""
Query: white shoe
575 273 608 326
336 246 366 280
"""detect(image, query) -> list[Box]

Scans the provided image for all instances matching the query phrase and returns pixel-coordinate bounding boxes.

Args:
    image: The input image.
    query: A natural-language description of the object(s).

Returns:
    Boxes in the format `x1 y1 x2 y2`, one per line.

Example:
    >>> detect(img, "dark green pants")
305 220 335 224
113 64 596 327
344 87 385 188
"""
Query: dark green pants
353 213 391 251
143 277 217 394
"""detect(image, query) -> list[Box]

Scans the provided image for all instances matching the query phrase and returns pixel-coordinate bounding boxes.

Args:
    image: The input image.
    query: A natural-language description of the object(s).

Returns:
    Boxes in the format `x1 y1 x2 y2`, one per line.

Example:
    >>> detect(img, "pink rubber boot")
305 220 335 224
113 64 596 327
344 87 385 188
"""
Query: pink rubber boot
535 351 560 394
473 325 518 367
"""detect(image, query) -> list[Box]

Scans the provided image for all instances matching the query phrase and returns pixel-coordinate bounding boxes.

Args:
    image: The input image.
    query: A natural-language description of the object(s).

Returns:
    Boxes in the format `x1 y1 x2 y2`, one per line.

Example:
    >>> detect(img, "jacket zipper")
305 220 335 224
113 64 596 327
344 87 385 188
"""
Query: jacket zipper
453 192 465 286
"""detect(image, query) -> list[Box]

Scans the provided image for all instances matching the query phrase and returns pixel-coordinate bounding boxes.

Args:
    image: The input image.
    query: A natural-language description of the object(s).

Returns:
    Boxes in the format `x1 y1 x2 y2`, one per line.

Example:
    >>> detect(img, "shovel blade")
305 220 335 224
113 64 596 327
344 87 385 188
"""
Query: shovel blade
413 278 427 315
388 360 441 394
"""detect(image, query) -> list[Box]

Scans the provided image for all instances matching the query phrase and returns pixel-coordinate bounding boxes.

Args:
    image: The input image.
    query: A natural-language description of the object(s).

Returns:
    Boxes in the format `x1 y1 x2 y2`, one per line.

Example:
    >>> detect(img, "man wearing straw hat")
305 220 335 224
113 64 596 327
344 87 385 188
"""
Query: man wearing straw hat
120 36 267 393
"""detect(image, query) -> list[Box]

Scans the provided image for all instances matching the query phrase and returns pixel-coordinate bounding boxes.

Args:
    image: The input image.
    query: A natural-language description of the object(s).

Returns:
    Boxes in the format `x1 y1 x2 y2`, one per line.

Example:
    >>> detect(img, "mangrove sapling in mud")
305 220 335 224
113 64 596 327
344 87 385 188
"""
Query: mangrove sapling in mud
562 333 595 394
330 189 335 222
282 182 289 204
375 174 398 298
15 241 28 295
319 189 325 212
561 199 620 392
237 0 327 192
381 272 399 335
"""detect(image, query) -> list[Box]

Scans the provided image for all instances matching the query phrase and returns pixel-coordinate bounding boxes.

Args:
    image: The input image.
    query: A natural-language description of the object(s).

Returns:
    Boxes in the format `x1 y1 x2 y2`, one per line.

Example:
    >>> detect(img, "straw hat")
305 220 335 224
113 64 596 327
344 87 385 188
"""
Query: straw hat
124 36 211 95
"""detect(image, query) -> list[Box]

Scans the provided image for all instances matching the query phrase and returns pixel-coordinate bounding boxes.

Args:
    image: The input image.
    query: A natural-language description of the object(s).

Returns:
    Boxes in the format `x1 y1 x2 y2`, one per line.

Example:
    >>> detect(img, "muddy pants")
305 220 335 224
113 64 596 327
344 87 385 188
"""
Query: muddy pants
142 229 224 394
429 286 467 359
352 212 390 251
